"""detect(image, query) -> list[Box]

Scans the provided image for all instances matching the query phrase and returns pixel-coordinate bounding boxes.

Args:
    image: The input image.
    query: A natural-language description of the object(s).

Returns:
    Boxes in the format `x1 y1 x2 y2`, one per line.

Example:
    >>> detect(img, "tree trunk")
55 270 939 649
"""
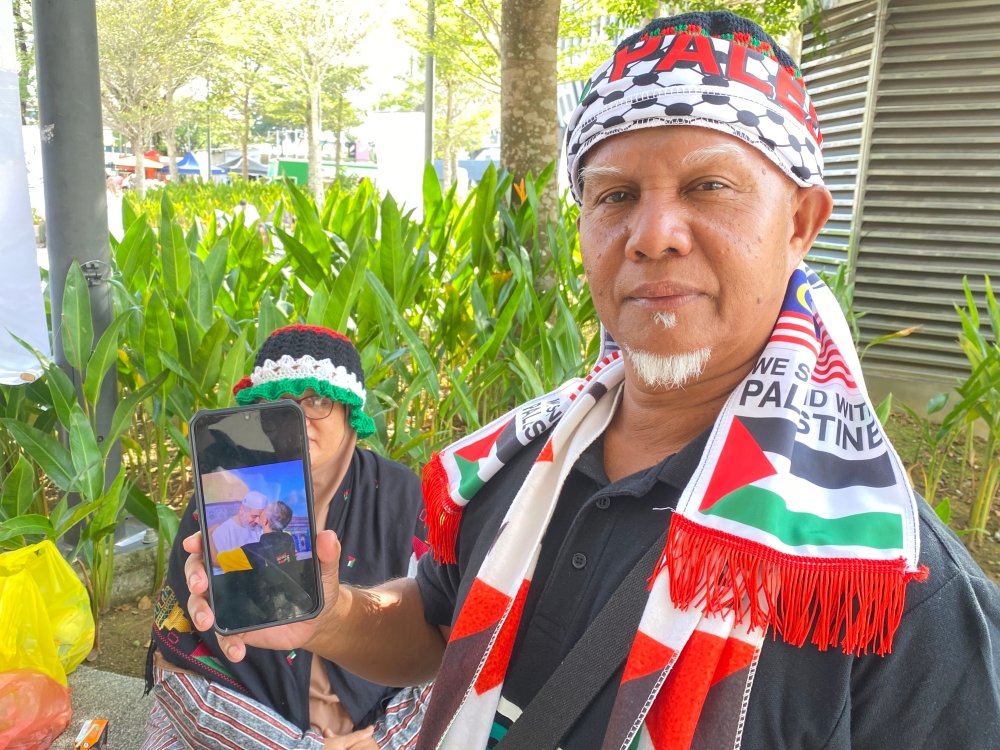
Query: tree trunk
242 86 251 181
165 129 179 182
165 88 178 181
307 84 324 206
131 135 146 197
442 82 454 187
334 95 343 178
501 0 561 284
13 1 29 124
500 0 561 186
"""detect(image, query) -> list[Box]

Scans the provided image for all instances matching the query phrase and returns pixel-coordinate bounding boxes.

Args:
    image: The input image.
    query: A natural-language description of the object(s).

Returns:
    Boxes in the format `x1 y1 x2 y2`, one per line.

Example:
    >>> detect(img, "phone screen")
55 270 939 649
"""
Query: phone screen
189 402 322 633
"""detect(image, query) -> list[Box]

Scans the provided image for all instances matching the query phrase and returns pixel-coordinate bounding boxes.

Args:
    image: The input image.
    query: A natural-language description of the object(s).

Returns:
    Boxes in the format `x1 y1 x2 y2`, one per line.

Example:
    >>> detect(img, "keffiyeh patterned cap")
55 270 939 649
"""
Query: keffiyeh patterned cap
232 325 375 438
565 11 824 204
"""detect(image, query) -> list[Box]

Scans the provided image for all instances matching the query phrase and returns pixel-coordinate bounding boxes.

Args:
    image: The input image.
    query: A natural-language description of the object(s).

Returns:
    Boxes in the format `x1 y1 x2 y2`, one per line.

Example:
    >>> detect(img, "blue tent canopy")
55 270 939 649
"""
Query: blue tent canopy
163 152 224 175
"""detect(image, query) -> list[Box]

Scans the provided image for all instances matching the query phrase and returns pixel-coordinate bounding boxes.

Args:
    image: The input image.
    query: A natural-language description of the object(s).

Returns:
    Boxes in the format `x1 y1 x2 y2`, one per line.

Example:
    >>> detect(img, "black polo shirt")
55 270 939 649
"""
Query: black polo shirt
416 429 1000 749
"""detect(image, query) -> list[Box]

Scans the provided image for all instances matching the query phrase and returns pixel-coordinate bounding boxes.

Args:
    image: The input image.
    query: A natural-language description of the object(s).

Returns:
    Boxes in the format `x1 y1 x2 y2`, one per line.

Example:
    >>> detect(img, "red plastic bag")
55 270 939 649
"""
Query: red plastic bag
0 669 72 749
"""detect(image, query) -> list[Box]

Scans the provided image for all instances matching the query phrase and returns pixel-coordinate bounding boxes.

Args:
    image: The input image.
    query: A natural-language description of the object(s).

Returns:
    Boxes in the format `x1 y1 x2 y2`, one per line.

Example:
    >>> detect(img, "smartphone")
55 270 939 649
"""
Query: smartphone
188 401 323 634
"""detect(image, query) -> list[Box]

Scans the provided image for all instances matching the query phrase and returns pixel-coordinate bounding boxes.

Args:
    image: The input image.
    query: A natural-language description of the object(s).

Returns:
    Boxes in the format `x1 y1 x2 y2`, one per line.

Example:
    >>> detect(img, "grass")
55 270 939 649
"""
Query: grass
885 410 1000 586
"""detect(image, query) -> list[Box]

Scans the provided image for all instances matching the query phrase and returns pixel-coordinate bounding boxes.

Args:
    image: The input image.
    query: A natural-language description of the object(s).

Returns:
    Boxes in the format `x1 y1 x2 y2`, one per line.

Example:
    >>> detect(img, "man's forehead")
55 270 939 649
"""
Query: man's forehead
582 127 761 173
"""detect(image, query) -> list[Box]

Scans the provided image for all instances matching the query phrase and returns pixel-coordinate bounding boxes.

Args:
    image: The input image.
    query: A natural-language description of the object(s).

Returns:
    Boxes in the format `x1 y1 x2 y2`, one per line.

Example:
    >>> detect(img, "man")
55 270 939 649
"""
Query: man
209 490 267 564
182 12 1000 749
217 501 298 572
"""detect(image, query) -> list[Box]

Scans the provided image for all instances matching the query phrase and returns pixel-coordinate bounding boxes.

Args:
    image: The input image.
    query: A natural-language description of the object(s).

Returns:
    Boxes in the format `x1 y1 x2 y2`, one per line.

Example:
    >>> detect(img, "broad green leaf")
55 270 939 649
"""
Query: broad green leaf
102 370 169 458
927 393 949 416
256 293 279 349
306 282 332 327
159 350 198 388
204 238 229 301
143 290 178 379
122 196 138 232
52 496 104 540
119 217 153 289
325 239 369 333
191 319 228 400
165 420 191 459
875 394 893 426
0 418 75 490
90 466 127 539
160 193 191 301
217 327 248 408
44 362 76 429
275 226 326 287
0 514 54 542
125 484 158 529
61 261 94 373
379 193 403 301
511 347 545 399
2 455 36 518
156 503 180 547
69 403 104 503
934 497 951 524
173 298 203 371
83 311 133 407
422 162 443 217
189 255 215 329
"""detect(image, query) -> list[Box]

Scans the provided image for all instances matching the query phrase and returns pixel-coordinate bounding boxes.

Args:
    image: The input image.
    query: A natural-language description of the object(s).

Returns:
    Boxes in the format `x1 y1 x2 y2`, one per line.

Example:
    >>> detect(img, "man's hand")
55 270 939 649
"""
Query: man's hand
183 529 344 662
322 727 377 749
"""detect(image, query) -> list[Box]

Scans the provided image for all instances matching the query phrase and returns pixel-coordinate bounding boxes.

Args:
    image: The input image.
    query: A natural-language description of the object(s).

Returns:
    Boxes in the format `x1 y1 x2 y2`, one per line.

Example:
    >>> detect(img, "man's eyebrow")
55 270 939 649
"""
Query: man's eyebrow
680 143 751 169
578 164 624 192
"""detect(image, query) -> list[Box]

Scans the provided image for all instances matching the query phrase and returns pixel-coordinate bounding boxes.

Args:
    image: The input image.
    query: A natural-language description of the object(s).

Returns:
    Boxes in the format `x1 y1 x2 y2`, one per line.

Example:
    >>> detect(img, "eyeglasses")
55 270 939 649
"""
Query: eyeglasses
266 395 337 420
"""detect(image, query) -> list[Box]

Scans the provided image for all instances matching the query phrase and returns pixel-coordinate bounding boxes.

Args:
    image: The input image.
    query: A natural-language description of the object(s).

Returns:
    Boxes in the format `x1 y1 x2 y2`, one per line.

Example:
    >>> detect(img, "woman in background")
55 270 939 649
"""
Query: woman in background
142 326 430 750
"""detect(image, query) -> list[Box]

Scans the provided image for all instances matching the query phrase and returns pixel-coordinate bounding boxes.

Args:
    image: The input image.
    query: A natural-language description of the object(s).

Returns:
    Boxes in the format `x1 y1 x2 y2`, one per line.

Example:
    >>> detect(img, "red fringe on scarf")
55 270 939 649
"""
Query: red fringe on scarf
662 514 929 656
422 453 462 564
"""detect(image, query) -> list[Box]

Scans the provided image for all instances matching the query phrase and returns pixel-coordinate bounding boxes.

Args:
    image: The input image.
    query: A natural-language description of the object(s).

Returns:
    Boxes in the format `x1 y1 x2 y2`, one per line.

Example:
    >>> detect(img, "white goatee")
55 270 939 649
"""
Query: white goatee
653 311 677 329
621 345 711 390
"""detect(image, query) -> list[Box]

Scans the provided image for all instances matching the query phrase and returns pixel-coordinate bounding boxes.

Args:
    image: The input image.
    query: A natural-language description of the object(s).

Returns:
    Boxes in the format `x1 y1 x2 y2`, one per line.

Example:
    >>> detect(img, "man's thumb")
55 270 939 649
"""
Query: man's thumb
316 529 341 567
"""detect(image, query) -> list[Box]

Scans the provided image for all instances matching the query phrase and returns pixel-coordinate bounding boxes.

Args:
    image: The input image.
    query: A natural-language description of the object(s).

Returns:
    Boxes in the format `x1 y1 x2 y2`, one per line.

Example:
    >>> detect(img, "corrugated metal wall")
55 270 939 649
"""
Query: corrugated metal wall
801 0 882 268
804 0 1000 383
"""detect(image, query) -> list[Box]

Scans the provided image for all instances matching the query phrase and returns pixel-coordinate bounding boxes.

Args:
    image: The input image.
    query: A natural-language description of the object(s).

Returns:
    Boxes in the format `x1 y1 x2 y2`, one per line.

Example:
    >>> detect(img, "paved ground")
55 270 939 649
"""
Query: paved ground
52 666 151 750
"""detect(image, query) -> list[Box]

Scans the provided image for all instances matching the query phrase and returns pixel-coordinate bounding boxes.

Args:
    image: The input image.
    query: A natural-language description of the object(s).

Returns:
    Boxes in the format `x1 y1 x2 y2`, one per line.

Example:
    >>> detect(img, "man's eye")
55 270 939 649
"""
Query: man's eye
602 190 632 204
696 181 726 191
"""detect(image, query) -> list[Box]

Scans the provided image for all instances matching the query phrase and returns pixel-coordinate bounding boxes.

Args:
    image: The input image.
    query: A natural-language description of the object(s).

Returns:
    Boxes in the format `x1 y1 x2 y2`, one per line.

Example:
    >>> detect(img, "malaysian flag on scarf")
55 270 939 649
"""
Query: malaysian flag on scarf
417 265 926 750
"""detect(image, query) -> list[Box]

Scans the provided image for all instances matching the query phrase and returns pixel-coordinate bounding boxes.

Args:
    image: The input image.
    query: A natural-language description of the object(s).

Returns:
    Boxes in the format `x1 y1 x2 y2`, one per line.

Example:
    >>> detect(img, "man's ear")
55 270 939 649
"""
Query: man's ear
789 185 833 263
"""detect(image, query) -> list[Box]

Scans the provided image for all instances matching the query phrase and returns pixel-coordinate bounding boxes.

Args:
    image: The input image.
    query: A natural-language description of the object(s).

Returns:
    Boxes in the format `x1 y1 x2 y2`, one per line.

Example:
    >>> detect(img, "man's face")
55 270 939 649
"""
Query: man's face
578 126 830 388
239 506 262 528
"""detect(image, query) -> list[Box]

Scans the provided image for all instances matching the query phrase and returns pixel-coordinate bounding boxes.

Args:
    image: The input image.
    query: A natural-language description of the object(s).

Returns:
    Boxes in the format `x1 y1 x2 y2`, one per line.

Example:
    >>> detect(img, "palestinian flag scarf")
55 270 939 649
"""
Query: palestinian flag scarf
418 265 927 750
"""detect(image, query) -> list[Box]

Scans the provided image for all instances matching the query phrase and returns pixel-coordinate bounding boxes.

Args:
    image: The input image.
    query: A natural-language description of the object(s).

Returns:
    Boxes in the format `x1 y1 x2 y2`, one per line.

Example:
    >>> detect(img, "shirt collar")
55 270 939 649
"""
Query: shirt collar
573 427 711 496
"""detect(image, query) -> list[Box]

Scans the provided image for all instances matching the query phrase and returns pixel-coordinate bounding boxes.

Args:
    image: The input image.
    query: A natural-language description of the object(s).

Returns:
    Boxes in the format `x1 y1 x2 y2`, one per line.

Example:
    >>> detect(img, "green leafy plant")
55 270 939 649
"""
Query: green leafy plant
942 276 1000 546
898 393 958 509
0 261 166 648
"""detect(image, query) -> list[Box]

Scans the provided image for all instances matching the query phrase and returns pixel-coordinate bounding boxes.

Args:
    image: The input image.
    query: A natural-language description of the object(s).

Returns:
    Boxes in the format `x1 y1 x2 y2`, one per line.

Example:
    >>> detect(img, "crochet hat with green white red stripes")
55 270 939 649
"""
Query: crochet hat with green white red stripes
232 325 375 438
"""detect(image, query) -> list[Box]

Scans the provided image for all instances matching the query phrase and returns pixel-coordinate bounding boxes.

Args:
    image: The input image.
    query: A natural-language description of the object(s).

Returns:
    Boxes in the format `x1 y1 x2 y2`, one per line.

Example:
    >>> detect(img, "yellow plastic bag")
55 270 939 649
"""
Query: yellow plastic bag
0 540 95 685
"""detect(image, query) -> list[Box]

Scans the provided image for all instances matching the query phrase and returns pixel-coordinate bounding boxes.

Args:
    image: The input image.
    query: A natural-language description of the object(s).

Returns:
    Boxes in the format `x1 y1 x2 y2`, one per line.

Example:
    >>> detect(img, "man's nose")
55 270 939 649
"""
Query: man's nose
623 192 693 262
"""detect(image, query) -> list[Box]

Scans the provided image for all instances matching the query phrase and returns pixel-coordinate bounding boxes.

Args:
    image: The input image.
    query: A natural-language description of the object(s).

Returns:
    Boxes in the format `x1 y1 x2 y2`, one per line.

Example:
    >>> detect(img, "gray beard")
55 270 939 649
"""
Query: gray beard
620 345 712 390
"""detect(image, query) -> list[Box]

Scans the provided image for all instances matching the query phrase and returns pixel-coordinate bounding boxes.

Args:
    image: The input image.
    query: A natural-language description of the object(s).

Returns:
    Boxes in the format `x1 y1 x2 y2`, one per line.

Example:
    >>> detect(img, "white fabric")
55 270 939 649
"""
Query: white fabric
251 355 366 401
212 516 263 555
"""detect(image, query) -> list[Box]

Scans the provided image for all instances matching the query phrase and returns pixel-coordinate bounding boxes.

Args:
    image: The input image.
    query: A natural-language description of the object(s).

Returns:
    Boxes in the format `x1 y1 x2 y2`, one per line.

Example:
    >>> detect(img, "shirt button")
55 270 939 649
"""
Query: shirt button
596 497 611 509
571 552 587 570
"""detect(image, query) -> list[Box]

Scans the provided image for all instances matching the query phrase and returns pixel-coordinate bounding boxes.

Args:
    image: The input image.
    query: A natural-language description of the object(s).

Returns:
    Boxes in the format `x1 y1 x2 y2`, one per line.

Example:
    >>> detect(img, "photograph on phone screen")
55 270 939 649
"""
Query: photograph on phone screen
200 459 317 629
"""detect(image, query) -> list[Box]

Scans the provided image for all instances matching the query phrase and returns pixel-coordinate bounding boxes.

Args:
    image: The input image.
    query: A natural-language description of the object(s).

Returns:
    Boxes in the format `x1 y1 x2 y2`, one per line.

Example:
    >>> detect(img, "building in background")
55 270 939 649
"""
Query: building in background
802 0 999 405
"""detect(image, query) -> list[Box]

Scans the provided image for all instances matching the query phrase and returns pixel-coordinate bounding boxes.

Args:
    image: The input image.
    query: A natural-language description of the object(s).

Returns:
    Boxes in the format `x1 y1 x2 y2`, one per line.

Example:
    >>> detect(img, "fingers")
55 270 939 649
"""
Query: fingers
182 531 203 555
315 529 341 565
186 586 215 632
216 633 247 663
184 553 208 595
